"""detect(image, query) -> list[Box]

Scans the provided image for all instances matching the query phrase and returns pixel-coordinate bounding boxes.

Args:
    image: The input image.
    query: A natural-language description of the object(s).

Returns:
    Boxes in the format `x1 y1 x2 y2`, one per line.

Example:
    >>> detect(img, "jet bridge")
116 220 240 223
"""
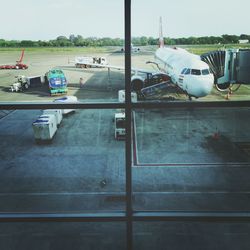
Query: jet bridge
201 49 250 91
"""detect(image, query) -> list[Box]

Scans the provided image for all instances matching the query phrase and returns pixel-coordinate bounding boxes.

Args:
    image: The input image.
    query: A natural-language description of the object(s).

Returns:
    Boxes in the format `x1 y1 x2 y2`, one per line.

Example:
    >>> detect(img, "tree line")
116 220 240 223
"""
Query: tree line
0 34 249 47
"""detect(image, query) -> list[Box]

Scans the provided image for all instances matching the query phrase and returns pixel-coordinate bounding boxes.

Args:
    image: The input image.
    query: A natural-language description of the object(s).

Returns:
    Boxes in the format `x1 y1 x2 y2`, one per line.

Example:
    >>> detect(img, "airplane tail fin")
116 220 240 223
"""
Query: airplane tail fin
159 17 164 48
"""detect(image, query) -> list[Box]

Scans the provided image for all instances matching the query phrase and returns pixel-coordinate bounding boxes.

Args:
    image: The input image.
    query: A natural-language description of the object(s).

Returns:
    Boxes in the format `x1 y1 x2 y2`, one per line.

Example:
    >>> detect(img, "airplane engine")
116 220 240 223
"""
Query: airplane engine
131 75 145 91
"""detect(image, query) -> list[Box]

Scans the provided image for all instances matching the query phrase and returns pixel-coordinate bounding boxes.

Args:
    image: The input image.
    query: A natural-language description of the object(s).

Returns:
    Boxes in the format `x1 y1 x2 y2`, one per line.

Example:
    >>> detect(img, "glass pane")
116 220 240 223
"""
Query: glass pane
0 109 125 213
0 1 124 103
131 1 250 102
133 107 250 211
134 222 250 250
0 222 126 250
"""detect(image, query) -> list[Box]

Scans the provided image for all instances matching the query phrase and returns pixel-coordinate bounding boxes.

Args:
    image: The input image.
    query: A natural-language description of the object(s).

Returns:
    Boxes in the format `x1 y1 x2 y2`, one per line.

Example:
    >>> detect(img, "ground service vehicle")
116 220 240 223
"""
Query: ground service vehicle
0 49 28 70
10 75 29 92
45 69 68 95
10 75 43 92
75 56 108 68
115 112 126 140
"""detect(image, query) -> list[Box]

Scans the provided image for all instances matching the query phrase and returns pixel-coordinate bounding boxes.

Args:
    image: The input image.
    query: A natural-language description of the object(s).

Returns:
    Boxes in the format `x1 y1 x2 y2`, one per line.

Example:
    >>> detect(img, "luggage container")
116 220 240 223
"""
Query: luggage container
43 109 62 127
32 114 57 143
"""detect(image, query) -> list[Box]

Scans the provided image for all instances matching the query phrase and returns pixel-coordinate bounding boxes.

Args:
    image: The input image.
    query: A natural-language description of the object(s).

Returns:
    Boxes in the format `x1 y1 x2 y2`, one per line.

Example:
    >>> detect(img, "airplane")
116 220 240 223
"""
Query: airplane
121 43 140 53
131 17 214 99
67 17 216 100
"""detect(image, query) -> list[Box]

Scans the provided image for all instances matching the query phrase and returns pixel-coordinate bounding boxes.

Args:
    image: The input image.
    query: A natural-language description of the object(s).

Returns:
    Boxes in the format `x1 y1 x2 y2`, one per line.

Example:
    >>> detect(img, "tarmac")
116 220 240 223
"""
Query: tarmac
0 49 250 249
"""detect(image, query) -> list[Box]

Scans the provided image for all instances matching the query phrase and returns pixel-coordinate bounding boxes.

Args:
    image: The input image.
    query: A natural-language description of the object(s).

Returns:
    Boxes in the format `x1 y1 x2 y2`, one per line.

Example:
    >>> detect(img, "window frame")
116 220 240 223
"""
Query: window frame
1 1 250 249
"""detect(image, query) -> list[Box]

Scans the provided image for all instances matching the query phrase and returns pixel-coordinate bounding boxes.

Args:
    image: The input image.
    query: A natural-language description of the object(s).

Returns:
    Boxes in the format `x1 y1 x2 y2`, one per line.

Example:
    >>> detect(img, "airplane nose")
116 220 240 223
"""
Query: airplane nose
200 79 214 96
195 75 214 97
186 75 214 98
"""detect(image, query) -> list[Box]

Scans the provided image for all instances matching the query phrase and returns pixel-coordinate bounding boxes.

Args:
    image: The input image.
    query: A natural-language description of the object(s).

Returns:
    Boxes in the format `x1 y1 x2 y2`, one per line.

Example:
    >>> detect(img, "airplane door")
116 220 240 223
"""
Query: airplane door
183 68 191 91
182 77 188 91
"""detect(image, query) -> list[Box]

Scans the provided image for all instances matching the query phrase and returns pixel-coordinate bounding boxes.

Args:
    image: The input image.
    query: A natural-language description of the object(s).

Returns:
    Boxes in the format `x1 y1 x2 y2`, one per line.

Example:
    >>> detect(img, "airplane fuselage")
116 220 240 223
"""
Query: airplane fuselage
155 47 214 98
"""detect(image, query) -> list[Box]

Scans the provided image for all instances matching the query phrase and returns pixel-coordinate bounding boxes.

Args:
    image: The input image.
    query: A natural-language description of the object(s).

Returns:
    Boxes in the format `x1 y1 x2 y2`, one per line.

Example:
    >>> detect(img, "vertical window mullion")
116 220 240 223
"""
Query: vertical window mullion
125 0 132 249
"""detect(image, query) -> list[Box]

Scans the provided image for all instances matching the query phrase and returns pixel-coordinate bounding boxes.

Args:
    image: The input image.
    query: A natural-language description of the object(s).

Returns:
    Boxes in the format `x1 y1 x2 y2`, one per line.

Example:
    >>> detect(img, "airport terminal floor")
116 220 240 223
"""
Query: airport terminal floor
0 105 250 250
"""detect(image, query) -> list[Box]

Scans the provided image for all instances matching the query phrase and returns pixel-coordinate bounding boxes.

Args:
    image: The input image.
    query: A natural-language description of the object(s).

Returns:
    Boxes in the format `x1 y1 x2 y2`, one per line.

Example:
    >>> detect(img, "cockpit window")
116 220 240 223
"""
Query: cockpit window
181 68 187 74
202 69 210 75
191 69 201 75
184 68 191 75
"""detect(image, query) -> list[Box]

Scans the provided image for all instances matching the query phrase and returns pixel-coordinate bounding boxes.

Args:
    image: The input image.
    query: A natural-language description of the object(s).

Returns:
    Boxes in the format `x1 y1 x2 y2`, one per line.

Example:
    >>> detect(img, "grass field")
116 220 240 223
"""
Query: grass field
0 46 116 53
184 43 250 55
143 43 250 55
0 43 250 54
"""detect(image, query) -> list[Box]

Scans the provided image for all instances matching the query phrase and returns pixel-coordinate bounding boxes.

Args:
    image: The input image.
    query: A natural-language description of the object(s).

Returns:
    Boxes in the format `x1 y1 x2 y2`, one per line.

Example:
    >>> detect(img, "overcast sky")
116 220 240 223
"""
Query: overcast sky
0 0 249 40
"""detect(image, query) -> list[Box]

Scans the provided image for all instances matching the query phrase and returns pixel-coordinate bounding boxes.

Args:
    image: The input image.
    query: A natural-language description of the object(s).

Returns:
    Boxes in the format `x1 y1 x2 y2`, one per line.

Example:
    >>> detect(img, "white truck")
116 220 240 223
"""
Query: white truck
75 56 108 68
115 112 126 140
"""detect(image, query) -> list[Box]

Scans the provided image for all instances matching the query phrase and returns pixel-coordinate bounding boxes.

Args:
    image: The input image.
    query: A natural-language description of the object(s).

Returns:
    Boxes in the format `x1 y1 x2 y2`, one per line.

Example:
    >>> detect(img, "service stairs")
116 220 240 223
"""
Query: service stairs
141 81 170 97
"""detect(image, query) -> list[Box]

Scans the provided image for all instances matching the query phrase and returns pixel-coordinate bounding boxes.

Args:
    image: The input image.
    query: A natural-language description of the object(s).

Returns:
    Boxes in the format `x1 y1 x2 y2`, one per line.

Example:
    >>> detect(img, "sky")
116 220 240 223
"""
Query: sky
0 0 250 40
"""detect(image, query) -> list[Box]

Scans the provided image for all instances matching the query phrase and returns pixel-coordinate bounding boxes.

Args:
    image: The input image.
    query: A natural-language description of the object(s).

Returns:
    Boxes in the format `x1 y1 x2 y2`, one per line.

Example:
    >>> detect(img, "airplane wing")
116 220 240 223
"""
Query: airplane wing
66 57 174 98
67 58 162 76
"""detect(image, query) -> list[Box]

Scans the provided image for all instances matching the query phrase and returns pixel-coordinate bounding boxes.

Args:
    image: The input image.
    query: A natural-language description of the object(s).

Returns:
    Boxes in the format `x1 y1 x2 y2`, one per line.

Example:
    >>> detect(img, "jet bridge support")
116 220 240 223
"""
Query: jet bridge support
201 49 250 92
